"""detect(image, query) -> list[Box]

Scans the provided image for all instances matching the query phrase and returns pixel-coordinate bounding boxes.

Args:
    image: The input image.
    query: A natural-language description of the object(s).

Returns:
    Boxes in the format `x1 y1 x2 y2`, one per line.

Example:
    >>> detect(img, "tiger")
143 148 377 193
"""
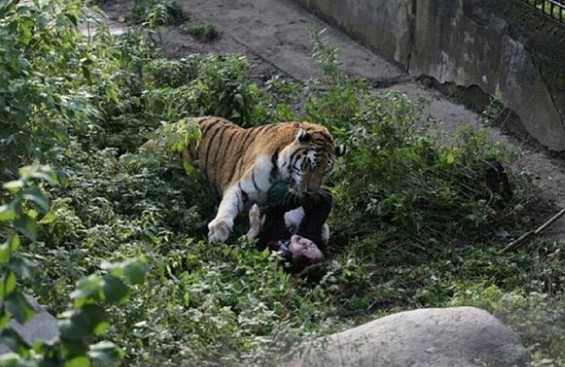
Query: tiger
181 116 345 244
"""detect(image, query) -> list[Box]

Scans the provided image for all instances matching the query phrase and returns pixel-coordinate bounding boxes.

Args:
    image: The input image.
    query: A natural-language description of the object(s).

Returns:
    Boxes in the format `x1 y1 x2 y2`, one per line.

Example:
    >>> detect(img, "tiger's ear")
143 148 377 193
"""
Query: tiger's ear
335 145 346 157
296 128 311 142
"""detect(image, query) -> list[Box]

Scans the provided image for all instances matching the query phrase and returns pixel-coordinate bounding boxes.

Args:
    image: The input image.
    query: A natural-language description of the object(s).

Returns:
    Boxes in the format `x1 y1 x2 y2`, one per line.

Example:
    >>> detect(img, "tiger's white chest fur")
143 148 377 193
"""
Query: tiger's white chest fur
238 155 275 204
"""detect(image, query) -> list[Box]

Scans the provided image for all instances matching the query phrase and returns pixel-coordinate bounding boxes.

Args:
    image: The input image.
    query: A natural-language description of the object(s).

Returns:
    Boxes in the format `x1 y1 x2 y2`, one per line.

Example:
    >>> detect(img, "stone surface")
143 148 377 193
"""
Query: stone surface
0 296 59 354
283 307 532 367
291 0 565 151
293 0 413 69
411 0 565 151
161 0 404 84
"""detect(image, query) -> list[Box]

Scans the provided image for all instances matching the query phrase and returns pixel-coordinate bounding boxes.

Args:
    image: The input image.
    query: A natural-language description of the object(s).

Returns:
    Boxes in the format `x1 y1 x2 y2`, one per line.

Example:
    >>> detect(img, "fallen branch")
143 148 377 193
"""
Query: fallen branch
499 208 565 254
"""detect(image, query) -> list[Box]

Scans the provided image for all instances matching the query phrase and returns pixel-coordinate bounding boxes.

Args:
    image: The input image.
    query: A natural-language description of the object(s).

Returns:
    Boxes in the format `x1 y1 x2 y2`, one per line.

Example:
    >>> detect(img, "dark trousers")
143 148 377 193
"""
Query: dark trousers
257 189 332 252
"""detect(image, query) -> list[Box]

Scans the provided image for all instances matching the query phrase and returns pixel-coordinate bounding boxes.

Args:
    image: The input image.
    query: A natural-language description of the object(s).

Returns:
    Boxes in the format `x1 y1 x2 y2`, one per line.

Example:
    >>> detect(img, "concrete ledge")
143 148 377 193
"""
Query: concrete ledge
291 0 565 151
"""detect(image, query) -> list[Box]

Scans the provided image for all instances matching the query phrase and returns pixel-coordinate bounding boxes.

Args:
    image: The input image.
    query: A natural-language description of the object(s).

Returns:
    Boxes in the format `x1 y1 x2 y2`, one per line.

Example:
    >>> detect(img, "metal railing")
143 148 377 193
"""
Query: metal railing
521 0 565 23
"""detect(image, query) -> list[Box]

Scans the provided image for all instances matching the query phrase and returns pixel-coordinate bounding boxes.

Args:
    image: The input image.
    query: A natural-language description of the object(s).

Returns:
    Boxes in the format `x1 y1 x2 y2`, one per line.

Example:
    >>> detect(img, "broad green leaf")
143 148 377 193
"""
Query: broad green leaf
16 5 31 16
65 356 90 367
9 235 20 253
0 203 16 222
0 236 21 272
102 275 130 304
22 186 50 212
59 305 108 339
0 307 9 330
122 259 148 285
88 341 123 364
0 328 31 358
8 256 32 279
101 258 148 285
0 354 23 367
38 209 58 224
2 180 24 192
28 165 57 184
445 152 455 164
14 215 37 242
0 272 16 298
67 13 78 27
5 292 35 324
70 276 103 308
0 243 11 265
99 261 122 277
18 19 31 45
183 160 195 175
81 65 92 81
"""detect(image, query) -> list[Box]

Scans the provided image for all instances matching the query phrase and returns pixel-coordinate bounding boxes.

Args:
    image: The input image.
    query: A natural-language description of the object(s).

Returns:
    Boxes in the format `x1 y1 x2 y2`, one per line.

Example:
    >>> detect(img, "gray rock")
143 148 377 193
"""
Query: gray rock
283 307 531 367
0 295 59 354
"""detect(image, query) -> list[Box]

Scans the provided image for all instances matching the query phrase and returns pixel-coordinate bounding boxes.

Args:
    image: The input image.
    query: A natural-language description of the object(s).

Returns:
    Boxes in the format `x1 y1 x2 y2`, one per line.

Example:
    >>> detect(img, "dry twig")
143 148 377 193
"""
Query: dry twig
499 208 565 254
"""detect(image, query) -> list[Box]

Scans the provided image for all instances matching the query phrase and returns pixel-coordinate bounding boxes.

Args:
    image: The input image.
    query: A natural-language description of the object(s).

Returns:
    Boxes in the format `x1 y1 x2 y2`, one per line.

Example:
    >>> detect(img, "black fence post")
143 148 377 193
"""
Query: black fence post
520 0 565 24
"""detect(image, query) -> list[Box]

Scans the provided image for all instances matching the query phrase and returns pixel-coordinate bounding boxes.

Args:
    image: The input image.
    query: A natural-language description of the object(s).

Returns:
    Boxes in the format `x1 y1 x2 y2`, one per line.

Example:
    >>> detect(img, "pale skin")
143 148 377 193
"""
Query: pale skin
246 204 324 263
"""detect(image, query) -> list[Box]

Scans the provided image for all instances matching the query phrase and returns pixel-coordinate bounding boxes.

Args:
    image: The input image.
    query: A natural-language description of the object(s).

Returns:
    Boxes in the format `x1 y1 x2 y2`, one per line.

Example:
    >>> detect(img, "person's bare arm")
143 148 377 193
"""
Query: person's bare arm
246 204 265 240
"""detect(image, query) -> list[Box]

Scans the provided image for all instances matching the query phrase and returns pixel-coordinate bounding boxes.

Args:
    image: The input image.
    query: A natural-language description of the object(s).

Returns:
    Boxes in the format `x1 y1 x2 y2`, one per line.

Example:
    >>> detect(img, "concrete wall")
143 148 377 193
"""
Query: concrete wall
292 0 565 151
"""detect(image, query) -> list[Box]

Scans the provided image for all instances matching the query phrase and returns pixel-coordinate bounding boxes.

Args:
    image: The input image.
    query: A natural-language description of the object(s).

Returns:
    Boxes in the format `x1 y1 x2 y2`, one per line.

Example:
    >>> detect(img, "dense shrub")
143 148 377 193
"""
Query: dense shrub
184 23 219 42
144 55 267 127
130 0 186 26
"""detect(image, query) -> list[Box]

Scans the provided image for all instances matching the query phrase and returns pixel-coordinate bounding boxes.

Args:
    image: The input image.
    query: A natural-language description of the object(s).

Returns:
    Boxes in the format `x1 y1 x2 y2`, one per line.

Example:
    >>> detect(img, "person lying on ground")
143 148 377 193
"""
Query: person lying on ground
245 181 332 273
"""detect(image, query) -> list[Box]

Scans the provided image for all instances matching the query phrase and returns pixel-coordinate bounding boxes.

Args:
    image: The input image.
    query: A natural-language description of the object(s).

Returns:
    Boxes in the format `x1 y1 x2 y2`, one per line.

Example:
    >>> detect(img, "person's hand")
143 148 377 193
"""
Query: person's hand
284 207 305 234
246 204 266 239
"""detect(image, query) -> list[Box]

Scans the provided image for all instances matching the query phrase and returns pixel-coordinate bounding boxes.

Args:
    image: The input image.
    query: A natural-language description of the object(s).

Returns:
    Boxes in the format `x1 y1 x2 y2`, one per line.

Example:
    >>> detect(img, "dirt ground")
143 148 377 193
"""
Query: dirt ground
98 0 565 241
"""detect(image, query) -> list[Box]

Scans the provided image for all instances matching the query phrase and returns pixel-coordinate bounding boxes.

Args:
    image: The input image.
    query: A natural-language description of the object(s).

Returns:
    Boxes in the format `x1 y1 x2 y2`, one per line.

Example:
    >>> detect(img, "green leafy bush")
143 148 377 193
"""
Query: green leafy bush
451 281 565 365
144 55 267 126
0 0 100 175
0 164 148 366
130 0 186 26
184 23 219 42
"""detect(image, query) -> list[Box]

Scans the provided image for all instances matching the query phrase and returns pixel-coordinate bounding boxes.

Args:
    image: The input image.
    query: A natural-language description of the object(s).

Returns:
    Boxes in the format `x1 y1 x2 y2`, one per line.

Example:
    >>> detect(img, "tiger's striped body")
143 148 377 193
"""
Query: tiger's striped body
184 116 344 244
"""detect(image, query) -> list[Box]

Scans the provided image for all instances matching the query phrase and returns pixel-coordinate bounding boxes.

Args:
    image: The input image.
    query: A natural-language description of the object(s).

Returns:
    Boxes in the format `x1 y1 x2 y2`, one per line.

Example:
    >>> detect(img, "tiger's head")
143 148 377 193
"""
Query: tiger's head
277 125 345 196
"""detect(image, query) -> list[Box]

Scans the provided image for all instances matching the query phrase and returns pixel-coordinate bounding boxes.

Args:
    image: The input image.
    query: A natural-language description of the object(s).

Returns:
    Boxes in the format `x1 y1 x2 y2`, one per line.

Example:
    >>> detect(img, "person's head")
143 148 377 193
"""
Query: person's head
288 234 324 264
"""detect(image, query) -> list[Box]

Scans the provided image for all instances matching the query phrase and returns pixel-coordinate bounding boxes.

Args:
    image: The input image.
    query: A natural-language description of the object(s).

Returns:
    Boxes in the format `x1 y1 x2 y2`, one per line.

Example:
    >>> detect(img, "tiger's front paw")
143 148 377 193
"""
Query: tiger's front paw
208 217 232 244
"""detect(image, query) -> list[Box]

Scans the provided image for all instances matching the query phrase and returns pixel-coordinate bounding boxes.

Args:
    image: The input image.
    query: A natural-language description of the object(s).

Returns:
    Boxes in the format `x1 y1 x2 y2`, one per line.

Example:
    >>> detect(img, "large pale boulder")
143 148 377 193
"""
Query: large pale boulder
284 307 531 367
